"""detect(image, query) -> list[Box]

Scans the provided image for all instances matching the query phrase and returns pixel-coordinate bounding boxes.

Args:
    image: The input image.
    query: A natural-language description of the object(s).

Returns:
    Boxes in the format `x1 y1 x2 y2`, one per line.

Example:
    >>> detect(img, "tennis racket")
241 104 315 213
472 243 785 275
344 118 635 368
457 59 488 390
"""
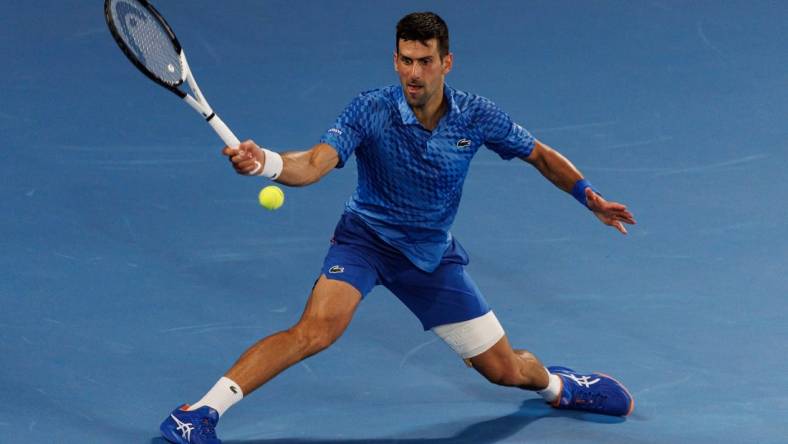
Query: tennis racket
104 0 241 149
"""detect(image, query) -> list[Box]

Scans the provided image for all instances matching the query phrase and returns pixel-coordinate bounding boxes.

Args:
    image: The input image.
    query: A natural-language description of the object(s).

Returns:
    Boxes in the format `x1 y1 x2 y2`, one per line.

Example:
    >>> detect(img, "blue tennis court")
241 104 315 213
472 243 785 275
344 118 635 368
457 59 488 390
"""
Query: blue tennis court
2 1 787 442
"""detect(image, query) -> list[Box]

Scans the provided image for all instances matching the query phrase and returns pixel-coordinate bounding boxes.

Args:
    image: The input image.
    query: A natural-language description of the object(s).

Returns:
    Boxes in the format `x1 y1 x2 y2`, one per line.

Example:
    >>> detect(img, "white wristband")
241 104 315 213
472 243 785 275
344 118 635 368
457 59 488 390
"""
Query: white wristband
260 149 283 180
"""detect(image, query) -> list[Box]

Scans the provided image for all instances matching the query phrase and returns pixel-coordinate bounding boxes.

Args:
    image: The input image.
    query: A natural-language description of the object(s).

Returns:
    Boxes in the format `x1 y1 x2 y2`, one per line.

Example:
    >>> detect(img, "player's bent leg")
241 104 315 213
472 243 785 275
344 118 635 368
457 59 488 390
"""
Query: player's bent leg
432 312 633 416
225 275 361 394
432 311 549 391
469 336 549 391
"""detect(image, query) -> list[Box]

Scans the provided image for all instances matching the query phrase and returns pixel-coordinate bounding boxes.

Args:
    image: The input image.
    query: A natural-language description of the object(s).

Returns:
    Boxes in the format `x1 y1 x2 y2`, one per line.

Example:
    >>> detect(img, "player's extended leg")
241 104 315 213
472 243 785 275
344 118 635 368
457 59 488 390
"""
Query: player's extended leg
225 275 362 394
160 275 361 444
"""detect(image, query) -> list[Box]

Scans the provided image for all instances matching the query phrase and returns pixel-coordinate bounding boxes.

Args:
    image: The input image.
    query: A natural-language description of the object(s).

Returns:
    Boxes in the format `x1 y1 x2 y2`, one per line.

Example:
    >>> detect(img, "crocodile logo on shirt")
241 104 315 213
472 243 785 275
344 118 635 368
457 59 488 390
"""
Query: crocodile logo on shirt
456 138 472 149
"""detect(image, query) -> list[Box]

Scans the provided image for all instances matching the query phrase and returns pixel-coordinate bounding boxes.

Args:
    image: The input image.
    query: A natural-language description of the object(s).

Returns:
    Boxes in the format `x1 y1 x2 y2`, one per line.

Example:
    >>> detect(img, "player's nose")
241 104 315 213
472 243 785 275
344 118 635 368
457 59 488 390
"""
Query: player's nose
410 63 421 78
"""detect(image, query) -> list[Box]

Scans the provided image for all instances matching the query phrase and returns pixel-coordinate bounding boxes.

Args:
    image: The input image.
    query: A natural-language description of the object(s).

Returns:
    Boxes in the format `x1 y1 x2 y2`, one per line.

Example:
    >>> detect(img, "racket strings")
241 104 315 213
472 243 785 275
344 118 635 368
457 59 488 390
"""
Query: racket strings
109 0 182 86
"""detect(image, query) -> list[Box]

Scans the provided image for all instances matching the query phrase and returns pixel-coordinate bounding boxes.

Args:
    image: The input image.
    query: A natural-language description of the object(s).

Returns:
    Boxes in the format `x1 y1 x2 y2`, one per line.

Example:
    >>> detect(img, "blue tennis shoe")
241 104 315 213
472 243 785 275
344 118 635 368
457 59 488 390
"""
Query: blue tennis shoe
160 405 222 444
547 366 634 416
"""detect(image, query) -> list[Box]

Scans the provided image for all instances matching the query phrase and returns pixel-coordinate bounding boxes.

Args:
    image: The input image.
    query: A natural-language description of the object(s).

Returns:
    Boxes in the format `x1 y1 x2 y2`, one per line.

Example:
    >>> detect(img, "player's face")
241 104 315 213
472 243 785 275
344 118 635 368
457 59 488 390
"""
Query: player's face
394 39 452 109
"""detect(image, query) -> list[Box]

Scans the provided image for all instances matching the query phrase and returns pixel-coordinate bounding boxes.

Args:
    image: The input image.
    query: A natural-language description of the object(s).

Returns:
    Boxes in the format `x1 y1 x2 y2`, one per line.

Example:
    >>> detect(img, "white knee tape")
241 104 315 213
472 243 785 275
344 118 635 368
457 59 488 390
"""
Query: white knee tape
432 311 505 359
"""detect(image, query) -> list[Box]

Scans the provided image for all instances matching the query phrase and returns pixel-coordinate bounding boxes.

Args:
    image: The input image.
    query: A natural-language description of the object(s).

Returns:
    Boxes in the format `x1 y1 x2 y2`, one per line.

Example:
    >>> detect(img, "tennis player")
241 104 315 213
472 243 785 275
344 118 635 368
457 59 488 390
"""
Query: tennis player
160 12 637 444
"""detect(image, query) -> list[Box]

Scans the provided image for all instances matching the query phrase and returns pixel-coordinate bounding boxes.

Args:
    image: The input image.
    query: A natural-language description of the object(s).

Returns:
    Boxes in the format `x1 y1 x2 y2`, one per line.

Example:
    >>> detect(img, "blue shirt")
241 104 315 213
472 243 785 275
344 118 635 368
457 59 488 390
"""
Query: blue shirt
320 85 535 272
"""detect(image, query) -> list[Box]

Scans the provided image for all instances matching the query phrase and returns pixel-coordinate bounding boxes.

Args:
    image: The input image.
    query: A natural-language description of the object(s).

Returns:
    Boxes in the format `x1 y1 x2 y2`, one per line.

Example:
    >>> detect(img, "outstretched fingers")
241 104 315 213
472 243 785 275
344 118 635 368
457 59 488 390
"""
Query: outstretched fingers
612 219 628 235
593 211 631 235
608 204 636 225
586 192 637 234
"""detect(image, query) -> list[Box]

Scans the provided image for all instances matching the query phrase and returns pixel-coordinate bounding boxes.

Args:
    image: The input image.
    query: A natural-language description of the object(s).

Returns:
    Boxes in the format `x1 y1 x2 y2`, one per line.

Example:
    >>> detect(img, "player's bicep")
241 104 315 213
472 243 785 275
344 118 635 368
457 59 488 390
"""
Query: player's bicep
309 143 341 177
522 139 546 167
478 100 535 160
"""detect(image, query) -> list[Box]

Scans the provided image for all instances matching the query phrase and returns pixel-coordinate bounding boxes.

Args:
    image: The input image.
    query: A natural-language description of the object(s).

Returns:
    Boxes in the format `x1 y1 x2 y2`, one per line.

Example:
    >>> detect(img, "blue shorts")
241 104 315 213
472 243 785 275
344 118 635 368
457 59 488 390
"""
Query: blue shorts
320 212 491 330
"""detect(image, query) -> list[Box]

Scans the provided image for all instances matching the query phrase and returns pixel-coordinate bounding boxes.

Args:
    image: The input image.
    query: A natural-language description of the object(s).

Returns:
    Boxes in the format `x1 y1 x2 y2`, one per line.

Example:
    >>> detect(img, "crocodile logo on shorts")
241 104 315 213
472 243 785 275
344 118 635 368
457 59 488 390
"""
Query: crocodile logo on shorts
329 265 344 274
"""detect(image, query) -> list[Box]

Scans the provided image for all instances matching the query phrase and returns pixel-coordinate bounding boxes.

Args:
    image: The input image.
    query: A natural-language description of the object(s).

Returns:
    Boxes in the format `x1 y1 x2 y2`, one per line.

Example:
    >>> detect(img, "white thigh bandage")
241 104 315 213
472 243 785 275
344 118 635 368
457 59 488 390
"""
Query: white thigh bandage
432 311 505 359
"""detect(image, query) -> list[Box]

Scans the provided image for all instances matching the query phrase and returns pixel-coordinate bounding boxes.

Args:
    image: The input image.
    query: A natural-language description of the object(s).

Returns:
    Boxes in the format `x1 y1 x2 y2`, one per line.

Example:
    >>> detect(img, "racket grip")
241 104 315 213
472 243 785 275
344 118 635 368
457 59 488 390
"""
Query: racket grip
207 113 241 147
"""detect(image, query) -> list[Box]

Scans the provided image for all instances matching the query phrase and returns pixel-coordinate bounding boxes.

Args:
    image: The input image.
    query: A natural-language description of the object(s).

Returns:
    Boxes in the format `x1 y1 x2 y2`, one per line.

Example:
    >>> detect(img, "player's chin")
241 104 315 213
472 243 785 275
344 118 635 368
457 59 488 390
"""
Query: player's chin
405 94 427 108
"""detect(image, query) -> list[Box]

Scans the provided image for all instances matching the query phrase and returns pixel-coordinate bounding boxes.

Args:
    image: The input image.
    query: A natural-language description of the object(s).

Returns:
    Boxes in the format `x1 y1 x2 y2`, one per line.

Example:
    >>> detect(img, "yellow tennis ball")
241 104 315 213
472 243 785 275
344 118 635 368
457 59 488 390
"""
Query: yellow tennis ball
258 185 285 210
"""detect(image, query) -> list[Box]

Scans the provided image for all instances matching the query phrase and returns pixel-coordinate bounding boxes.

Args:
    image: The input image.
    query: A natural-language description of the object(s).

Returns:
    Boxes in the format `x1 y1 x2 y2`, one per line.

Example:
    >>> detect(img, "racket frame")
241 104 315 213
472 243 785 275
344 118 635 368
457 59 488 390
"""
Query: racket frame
104 0 240 147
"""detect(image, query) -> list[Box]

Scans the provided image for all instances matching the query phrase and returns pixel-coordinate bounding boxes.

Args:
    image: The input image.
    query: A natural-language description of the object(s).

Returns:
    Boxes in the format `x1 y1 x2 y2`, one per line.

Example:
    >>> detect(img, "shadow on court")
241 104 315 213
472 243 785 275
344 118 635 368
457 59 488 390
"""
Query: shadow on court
149 400 623 444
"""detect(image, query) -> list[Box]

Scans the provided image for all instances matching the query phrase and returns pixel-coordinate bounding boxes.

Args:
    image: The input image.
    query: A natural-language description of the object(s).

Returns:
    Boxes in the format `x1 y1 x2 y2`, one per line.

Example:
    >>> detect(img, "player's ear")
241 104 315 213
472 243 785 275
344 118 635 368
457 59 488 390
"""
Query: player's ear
393 50 399 71
442 52 453 74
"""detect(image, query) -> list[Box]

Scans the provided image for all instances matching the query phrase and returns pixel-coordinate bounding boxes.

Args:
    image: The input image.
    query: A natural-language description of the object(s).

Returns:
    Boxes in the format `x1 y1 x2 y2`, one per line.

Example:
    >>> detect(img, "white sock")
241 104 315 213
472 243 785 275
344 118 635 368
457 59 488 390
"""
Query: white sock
536 368 561 402
189 376 244 417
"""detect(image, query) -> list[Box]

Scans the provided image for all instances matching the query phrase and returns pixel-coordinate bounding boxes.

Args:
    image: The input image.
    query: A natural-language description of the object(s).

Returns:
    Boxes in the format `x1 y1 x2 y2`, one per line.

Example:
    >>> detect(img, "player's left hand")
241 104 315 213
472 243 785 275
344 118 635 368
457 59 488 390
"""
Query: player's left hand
586 188 636 235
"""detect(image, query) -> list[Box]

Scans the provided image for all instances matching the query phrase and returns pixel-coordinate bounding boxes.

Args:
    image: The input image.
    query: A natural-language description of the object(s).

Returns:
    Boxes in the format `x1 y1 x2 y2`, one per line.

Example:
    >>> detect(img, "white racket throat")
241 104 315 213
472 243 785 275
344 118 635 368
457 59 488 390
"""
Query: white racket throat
180 51 281 179
178 52 241 148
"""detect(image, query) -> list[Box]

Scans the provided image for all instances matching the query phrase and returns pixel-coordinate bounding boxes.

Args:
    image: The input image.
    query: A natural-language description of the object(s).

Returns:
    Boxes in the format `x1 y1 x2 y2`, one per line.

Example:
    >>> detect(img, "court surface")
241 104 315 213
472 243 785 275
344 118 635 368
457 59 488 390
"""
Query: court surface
2 1 787 442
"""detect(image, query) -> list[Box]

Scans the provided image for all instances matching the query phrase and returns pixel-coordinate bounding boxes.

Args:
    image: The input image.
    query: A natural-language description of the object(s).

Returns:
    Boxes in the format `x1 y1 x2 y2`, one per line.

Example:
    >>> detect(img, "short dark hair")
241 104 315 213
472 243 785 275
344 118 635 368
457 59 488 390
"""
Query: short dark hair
396 12 449 58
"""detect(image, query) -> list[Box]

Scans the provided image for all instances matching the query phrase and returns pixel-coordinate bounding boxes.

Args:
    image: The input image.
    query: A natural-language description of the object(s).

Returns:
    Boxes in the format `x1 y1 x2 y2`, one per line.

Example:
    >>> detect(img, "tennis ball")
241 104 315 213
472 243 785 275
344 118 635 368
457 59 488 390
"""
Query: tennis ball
258 185 285 210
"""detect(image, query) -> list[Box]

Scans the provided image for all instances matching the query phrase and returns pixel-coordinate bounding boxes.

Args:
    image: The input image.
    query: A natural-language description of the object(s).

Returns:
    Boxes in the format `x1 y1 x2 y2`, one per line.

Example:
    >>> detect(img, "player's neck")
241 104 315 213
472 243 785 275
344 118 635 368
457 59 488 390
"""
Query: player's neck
412 86 447 131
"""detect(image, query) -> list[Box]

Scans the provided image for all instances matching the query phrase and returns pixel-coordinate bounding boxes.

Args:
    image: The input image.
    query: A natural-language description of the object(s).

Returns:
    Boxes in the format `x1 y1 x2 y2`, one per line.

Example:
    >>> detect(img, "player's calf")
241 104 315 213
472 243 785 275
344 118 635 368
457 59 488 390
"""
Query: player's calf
432 311 549 390
471 345 549 390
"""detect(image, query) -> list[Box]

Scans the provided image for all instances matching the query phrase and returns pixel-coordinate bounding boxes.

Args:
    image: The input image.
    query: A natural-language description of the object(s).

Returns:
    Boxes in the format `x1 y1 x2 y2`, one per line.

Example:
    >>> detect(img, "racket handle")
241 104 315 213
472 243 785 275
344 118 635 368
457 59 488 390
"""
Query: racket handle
207 113 241 147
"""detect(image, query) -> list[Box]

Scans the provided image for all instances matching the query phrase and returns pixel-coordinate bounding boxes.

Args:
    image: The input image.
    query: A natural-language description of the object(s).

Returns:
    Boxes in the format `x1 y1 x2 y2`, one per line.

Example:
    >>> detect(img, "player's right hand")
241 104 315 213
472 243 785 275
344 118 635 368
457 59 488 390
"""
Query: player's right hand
222 140 266 176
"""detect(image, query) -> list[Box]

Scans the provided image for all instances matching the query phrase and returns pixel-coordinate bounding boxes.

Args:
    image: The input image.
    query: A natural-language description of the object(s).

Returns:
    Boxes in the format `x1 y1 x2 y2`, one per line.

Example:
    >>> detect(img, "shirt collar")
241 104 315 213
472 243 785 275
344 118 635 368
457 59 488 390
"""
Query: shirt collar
396 84 459 127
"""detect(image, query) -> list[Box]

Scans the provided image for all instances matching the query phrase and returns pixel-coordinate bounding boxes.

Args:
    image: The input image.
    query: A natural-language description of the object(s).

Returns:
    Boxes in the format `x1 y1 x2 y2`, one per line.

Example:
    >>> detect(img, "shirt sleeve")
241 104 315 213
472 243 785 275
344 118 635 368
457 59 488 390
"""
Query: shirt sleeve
319 93 375 169
476 98 535 160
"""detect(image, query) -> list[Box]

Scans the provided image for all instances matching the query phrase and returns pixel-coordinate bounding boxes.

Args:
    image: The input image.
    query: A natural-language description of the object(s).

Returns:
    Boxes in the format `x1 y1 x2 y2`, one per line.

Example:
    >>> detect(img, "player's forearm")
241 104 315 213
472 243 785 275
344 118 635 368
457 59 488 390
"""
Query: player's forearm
527 140 583 193
275 143 339 187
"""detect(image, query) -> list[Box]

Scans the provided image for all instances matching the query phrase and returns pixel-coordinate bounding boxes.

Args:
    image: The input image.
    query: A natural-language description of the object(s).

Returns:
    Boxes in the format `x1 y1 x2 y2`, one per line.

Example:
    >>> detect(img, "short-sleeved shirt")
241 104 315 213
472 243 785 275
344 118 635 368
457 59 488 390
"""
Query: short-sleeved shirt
320 85 535 272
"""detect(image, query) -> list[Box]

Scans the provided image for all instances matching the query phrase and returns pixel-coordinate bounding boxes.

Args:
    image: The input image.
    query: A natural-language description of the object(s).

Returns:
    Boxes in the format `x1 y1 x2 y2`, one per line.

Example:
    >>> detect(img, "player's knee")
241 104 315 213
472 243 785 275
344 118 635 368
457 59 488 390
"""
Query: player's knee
433 311 505 361
308 330 336 353
290 321 338 356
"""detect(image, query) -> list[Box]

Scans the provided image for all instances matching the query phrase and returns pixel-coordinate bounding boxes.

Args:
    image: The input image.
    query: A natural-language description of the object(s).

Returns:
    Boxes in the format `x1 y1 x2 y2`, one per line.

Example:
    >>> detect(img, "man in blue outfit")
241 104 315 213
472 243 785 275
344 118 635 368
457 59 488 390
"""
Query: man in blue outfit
161 12 637 444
